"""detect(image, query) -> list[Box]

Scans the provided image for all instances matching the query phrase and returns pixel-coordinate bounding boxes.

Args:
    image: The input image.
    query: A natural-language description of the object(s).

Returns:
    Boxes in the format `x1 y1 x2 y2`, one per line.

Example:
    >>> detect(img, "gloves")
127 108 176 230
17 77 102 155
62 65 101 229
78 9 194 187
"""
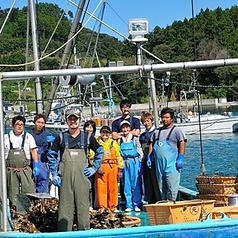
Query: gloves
176 153 185 171
47 149 60 186
33 161 40 177
147 154 152 169
46 134 55 143
139 162 143 175
92 147 104 170
84 167 96 178
47 134 55 149
52 172 61 187
47 149 59 173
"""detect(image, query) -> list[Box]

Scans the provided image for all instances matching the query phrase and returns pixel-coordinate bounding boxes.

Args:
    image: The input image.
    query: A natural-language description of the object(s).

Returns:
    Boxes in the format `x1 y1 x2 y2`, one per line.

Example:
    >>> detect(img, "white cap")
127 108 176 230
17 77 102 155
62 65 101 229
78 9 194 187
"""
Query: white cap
120 120 131 128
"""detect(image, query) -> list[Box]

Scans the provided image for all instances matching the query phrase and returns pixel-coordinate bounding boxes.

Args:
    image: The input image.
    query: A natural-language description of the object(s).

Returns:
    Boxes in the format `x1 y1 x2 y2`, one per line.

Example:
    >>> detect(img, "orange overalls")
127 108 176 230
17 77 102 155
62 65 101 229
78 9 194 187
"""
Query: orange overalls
95 137 123 211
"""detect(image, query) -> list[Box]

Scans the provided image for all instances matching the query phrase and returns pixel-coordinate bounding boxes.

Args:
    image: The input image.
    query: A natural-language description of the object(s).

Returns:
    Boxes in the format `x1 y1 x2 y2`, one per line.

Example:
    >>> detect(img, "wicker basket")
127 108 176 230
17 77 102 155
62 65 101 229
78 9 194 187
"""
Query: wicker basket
213 201 228 207
196 176 238 185
196 183 238 195
198 194 229 206
144 199 215 225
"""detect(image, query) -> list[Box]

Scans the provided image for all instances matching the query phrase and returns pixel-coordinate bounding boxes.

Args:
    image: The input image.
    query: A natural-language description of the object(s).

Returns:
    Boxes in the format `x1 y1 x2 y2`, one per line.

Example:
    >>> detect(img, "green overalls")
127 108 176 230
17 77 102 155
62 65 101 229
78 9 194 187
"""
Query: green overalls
6 132 35 208
58 132 90 231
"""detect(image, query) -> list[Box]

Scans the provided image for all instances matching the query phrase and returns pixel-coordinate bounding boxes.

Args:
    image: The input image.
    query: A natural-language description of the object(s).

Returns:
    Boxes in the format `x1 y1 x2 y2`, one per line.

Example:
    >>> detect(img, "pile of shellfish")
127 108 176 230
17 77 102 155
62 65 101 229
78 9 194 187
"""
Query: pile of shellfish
10 198 136 233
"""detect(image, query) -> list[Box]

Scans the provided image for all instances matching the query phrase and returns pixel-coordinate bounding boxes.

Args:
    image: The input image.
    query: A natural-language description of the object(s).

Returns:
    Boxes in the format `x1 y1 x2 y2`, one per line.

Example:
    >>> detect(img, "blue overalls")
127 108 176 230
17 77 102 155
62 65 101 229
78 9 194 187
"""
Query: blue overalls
120 140 141 210
152 126 180 201
30 130 52 193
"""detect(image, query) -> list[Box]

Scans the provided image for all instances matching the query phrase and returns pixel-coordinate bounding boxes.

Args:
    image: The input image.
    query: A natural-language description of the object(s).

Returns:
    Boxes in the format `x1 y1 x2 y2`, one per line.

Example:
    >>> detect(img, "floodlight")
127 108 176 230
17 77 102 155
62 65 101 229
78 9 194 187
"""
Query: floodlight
129 18 149 35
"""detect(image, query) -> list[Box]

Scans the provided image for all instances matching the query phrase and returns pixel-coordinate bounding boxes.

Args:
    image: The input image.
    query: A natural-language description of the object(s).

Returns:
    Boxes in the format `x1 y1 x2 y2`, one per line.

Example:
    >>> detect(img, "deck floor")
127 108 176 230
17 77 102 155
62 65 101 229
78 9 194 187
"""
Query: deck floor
118 202 150 226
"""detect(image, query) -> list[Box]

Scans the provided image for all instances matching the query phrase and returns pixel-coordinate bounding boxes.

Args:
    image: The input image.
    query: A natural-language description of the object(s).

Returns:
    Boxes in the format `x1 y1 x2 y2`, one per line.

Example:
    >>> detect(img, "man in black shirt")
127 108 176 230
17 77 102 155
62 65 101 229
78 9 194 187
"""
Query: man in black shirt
48 108 103 231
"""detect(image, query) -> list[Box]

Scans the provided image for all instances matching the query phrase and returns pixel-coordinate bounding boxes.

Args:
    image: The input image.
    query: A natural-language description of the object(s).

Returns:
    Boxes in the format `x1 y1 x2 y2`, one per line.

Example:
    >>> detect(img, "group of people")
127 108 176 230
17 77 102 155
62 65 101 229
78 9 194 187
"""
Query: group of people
4 99 187 232
5 114 54 211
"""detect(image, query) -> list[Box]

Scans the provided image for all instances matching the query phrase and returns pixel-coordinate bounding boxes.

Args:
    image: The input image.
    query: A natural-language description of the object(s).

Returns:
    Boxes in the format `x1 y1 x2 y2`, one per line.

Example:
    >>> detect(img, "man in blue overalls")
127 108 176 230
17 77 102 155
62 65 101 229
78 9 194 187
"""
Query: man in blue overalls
48 108 103 231
29 113 54 193
148 107 187 201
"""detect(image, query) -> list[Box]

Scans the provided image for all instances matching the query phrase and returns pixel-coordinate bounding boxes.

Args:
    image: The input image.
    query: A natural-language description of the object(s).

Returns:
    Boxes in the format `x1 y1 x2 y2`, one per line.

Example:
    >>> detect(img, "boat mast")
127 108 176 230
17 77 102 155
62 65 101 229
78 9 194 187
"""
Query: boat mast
29 0 43 113
44 0 87 118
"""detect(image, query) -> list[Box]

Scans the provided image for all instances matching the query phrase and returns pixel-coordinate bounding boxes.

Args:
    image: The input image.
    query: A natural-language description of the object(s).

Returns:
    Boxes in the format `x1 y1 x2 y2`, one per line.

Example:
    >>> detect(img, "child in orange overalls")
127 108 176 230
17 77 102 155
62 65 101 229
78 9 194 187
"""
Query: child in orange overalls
95 126 123 212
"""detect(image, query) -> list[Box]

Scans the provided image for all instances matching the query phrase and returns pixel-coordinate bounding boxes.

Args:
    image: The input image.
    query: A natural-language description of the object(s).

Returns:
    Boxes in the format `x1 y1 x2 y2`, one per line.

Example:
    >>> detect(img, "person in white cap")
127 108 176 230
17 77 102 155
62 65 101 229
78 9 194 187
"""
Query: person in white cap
111 99 141 204
48 108 104 231
119 120 143 212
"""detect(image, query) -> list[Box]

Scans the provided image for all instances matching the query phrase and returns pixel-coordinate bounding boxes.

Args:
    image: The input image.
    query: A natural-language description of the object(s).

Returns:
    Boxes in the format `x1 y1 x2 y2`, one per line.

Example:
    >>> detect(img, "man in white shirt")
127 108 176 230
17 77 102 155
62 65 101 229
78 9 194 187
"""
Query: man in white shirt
4 115 39 210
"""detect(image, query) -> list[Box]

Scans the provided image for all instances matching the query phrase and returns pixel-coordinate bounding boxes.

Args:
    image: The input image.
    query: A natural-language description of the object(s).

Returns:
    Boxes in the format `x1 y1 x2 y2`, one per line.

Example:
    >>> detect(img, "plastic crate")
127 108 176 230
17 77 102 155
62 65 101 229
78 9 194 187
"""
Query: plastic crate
144 199 215 225
211 206 238 219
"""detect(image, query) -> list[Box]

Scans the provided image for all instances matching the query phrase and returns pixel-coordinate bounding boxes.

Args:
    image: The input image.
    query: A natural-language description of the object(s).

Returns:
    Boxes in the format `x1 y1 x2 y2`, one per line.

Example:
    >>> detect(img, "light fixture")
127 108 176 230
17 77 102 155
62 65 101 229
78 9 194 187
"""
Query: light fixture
128 18 149 42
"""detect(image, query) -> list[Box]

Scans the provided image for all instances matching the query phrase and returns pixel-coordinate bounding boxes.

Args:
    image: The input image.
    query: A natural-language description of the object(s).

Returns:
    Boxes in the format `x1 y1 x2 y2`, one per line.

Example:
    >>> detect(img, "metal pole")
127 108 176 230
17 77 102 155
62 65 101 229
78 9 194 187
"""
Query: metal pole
150 71 159 127
2 58 238 80
44 0 87 118
191 0 196 62
147 77 152 113
90 85 94 117
191 0 205 175
161 79 165 106
29 0 43 113
108 74 114 116
0 79 8 232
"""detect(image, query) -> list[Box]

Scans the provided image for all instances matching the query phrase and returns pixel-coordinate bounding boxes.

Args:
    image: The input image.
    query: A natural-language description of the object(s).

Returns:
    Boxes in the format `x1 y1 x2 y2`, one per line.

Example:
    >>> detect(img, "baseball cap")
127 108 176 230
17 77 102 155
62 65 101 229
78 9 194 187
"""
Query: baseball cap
100 125 111 133
120 120 131 128
65 108 81 119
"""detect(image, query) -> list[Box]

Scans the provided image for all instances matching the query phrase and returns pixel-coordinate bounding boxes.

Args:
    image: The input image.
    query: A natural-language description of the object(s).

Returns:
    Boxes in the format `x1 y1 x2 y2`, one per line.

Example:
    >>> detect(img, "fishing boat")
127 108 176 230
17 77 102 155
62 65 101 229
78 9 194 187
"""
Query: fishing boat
1 218 238 238
2 0 238 237
2 196 238 238
173 87 238 135
175 111 238 135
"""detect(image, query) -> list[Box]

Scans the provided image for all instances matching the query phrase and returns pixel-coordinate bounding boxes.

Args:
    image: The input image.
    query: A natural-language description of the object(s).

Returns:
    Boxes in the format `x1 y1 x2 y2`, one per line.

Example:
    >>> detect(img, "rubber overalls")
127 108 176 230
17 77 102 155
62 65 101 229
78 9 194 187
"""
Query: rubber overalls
95 140 118 211
141 142 161 204
121 139 141 210
36 145 49 193
57 132 90 231
153 126 180 201
33 131 50 193
6 132 35 208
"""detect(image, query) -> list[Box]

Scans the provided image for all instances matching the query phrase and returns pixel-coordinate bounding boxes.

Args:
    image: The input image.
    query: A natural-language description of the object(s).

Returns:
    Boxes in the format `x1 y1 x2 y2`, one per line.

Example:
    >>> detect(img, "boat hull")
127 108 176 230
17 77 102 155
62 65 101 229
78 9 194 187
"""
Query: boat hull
1 218 238 237
175 117 238 135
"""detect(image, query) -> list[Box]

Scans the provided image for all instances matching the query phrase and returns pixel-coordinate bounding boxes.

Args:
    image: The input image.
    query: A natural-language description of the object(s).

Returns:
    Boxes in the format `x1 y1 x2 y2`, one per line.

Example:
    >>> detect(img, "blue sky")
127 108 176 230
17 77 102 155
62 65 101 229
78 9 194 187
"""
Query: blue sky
1 0 238 40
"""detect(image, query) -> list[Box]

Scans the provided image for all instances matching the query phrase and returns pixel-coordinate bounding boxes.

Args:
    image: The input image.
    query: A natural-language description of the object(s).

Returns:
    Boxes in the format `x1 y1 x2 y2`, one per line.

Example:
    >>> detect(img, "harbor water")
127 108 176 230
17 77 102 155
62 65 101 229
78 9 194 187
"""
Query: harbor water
181 131 238 191
179 106 238 191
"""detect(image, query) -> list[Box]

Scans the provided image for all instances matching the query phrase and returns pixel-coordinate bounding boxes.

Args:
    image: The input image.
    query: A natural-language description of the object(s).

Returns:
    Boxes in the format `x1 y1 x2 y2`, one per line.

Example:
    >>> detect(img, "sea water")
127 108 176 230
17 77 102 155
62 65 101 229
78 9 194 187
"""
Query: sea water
181 132 238 191
176 105 238 191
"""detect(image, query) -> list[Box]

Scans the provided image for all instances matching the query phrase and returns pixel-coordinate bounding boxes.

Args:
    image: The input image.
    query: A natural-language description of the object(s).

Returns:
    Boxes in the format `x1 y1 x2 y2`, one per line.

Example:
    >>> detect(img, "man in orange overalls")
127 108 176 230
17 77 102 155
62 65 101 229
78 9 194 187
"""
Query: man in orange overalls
95 126 123 212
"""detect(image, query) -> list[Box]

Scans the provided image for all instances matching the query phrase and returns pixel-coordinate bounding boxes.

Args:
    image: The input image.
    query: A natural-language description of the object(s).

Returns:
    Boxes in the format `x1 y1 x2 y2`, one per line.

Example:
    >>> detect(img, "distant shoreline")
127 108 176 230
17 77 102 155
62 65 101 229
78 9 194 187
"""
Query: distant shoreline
83 98 238 118
5 98 237 120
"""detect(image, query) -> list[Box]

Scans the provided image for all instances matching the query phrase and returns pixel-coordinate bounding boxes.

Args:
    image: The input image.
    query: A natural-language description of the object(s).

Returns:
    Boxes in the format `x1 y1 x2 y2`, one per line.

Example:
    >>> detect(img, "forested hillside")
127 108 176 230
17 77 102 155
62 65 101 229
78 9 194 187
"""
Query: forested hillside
1 3 238 106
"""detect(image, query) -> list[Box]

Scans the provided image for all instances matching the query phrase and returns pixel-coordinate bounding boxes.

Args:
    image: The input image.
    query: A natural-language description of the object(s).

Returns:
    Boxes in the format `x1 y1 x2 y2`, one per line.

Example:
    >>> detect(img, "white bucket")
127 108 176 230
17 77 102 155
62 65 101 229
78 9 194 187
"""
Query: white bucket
228 194 238 206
